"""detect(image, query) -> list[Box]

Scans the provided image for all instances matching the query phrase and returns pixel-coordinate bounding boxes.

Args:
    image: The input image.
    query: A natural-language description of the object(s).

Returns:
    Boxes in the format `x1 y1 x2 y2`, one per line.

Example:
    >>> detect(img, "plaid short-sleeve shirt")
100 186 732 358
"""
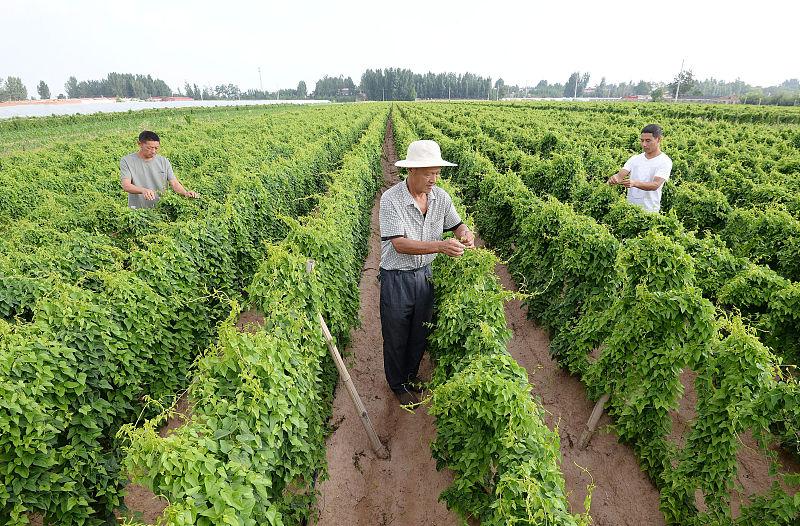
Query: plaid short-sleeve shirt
379 180 462 271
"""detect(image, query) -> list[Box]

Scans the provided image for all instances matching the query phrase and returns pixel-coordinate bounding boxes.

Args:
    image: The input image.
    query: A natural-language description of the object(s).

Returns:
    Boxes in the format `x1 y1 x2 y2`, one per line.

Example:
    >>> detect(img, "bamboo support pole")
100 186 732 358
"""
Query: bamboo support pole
578 393 610 450
307 260 389 460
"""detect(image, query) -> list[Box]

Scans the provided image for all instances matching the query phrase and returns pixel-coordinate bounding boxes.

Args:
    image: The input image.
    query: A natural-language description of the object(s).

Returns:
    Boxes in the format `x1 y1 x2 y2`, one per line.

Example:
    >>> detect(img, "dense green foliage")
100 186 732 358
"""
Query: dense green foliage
119 112 385 525
397 101 800 525
392 115 588 525
403 101 800 367
0 104 385 525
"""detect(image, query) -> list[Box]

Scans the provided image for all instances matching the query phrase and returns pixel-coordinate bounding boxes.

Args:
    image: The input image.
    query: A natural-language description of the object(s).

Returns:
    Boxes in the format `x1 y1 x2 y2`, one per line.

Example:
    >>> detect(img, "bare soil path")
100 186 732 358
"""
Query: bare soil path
314 118 666 526
483 250 666 526
313 119 460 526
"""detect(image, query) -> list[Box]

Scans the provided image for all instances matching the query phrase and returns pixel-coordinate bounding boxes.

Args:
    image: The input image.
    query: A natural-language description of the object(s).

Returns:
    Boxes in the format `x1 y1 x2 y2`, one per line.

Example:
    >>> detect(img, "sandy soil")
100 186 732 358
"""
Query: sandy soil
313 119 461 526
314 119 666 526
489 256 665 525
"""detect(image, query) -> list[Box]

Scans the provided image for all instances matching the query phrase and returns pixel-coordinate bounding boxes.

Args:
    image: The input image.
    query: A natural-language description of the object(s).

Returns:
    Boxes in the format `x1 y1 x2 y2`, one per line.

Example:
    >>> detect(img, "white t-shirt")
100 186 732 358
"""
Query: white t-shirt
623 152 672 213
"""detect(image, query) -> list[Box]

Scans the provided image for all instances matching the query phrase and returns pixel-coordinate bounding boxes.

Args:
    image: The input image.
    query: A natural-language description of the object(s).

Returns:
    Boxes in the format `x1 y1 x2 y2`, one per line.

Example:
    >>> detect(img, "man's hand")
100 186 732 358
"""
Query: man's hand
185 190 199 198
459 230 475 249
439 238 466 257
608 169 630 186
142 189 157 201
621 178 634 188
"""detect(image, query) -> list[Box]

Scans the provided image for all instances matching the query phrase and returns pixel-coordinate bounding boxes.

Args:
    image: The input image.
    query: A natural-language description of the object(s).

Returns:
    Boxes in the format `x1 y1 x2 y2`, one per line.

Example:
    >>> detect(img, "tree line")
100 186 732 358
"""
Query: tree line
503 71 800 105
3 69 799 106
64 73 172 99
181 81 309 101
360 69 493 101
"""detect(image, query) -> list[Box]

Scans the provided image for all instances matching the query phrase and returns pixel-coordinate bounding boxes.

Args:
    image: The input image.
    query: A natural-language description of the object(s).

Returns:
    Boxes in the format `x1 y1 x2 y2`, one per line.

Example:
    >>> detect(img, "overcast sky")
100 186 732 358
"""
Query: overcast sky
4 0 798 96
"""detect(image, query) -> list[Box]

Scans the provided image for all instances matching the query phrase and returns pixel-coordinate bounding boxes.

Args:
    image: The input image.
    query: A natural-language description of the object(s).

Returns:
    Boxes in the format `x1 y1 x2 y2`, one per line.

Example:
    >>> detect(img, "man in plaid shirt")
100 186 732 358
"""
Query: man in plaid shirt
379 140 475 405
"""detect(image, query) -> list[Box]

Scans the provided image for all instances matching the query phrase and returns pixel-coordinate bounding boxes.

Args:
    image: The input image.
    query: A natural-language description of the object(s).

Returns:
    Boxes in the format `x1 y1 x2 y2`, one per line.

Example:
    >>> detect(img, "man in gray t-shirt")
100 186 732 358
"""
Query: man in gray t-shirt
120 130 198 208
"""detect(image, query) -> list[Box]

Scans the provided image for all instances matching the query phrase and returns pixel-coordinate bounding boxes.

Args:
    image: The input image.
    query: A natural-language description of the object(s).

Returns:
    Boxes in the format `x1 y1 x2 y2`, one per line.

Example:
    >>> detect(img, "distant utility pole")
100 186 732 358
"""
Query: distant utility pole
574 72 579 99
448 84 451 100
382 87 385 101
674 59 685 102
258 67 263 92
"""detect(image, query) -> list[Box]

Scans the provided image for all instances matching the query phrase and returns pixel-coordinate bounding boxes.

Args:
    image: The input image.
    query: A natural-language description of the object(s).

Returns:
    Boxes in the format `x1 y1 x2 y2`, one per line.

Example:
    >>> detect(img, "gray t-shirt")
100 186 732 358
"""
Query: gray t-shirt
120 153 175 208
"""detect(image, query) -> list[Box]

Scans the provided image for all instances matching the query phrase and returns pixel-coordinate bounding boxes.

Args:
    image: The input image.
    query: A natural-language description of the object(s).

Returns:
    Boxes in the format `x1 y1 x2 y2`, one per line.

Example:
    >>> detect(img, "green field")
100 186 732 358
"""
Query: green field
1 101 798 525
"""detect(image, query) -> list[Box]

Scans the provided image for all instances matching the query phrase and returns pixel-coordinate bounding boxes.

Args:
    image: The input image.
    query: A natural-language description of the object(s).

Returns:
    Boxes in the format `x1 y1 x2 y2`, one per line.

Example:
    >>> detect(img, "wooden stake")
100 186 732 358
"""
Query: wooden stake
307 260 390 460
578 393 610 450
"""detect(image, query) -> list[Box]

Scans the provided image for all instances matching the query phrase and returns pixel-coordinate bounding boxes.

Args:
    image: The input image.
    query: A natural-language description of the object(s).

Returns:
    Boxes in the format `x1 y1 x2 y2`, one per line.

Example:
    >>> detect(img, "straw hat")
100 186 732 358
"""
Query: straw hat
395 140 457 168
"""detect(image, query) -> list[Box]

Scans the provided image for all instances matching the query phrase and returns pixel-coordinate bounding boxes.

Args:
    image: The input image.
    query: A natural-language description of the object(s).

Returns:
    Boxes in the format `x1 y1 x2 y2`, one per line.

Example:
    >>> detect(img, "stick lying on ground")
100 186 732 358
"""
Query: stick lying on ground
307 259 390 460
578 393 610 450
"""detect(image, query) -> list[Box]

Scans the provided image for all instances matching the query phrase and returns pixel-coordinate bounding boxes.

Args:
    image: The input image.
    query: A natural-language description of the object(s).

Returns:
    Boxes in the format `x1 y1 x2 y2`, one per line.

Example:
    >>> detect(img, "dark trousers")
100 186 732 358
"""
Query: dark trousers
379 266 434 392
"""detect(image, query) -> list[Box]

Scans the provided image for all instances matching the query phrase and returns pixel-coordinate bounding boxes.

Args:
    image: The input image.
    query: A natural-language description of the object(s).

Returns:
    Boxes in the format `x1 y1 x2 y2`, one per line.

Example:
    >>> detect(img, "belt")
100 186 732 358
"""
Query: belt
379 265 431 274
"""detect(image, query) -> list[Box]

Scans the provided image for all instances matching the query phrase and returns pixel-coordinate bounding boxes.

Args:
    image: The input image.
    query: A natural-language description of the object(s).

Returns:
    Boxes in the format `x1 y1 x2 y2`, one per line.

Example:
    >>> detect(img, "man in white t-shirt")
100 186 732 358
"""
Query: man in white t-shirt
607 124 672 213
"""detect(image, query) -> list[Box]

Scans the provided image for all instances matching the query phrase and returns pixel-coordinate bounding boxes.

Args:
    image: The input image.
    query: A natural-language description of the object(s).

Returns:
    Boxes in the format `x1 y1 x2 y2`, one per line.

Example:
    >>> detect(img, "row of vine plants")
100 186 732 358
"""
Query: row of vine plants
419 101 800 283
391 111 591 525
411 102 800 370
117 110 388 526
397 103 800 525
0 104 385 524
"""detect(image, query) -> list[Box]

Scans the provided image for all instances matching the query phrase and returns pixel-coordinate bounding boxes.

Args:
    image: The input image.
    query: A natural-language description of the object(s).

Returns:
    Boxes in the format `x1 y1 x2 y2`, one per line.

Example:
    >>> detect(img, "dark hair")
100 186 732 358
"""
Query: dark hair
138 130 160 143
641 124 663 138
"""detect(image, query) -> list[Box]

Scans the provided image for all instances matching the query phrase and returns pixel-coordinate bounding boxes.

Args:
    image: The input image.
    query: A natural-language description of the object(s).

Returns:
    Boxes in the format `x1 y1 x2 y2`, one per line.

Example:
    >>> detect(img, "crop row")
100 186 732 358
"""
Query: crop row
407 102 800 368
391 112 589 525
118 110 387 526
0 104 385 525
422 102 800 283
397 103 799 525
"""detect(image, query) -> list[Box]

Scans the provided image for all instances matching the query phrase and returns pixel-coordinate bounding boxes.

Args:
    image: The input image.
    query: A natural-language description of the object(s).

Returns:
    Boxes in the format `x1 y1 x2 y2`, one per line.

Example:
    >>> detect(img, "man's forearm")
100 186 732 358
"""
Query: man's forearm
171 180 188 196
121 180 149 195
453 223 470 240
631 180 664 191
390 237 442 255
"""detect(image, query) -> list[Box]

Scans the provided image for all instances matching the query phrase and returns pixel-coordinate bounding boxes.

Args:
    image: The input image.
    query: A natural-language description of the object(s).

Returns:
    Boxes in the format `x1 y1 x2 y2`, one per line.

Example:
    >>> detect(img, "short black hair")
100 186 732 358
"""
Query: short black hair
138 130 160 143
641 124 663 138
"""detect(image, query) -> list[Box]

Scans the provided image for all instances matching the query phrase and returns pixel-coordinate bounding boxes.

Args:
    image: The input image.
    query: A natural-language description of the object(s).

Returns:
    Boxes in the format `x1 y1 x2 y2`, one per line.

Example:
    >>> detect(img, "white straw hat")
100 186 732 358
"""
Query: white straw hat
395 140 457 168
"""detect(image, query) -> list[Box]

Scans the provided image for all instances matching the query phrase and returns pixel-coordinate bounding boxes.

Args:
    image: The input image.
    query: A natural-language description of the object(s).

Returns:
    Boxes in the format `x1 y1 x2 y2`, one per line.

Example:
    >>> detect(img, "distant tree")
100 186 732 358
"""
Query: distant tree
634 80 652 95
212 84 240 99
65 76 79 98
297 80 307 99
37 81 51 99
495 78 506 98
4 77 28 101
151 79 172 97
563 72 590 98
651 88 664 102
596 77 607 97
315 74 358 100
0 78 5 102
131 79 148 99
668 69 697 99
106 72 127 97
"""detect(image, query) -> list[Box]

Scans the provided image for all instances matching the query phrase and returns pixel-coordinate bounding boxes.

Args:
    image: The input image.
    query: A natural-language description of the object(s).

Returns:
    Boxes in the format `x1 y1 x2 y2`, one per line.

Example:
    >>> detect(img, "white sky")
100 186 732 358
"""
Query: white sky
3 0 798 96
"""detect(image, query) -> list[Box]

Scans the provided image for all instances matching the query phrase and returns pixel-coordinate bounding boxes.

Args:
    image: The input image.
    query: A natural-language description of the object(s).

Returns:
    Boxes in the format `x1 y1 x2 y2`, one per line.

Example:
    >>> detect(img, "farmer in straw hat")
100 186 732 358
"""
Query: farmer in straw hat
379 140 474 405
